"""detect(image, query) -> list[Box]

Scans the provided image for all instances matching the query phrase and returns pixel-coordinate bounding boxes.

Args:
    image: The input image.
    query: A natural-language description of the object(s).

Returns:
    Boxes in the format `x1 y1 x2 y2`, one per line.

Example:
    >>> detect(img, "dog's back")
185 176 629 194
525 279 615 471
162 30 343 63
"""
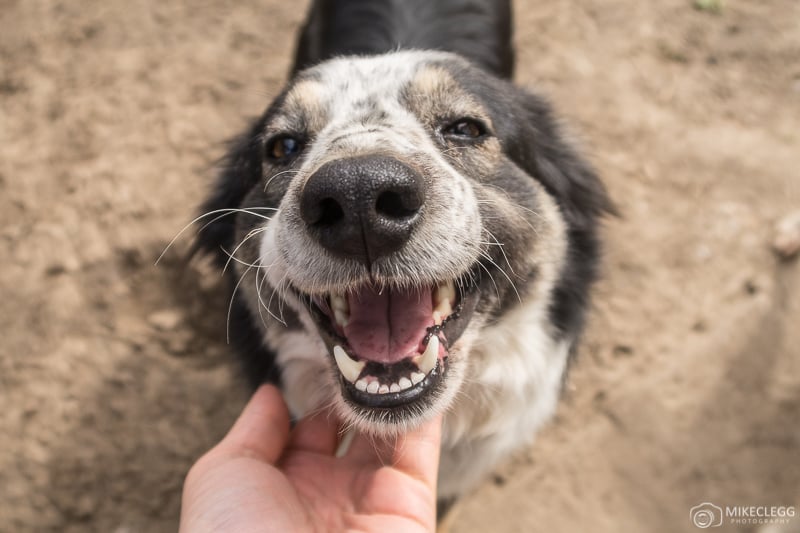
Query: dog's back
293 0 514 78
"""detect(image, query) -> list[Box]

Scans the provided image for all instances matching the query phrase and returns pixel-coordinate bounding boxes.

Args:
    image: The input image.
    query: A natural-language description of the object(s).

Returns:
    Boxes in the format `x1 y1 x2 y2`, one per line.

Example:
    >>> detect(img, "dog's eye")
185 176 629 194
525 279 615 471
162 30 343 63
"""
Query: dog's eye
266 135 304 163
442 119 487 139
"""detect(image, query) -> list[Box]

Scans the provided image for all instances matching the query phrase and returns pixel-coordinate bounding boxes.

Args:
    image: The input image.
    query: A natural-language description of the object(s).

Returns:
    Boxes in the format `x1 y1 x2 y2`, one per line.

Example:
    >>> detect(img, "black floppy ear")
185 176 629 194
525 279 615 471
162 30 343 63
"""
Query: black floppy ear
503 87 616 339
506 88 616 231
194 119 266 267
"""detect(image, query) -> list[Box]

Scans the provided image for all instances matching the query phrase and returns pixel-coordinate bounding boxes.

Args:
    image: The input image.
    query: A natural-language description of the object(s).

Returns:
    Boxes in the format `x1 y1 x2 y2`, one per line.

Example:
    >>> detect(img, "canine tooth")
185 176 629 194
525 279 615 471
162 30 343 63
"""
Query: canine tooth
432 280 454 323
433 298 452 318
399 377 413 390
330 293 349 312
331 293 350 327
333 345 365 383
390 383 401 393
355 379 368 391
367 381 379 394
418 335 439 374
333 309 349 328
411 372 425 385
434 280 456 307
378 384 389 394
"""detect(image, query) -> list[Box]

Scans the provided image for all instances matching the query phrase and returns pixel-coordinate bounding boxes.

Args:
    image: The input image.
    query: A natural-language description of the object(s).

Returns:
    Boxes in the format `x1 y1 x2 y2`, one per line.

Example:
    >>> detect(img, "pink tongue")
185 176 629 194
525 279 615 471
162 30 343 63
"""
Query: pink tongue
343 286 433 364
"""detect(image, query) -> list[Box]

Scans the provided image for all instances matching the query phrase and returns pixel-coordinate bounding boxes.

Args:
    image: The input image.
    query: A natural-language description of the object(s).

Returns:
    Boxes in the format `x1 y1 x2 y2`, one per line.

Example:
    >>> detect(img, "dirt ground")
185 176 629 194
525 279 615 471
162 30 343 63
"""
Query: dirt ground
1 1 799 532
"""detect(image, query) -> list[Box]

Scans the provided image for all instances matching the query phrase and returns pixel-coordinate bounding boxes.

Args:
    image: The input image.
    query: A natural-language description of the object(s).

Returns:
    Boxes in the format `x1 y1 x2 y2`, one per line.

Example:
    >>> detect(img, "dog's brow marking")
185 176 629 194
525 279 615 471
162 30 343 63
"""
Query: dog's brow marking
288 80 323 108
411 65 454 93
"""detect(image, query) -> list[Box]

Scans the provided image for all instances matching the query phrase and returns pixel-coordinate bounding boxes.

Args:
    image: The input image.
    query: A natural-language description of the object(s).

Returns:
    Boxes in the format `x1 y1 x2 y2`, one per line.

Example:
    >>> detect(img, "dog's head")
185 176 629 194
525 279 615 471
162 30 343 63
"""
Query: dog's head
198 51 610 434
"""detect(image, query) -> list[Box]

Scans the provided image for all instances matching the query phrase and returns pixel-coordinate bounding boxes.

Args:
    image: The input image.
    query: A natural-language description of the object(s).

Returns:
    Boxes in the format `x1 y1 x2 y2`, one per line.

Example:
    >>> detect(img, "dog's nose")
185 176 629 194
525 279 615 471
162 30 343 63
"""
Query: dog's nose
300 155 425 263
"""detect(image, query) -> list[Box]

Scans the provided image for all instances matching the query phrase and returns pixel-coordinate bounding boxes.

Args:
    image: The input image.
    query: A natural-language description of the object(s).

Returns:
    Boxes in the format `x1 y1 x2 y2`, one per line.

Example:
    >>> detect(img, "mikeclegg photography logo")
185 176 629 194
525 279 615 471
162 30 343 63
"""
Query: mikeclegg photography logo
690 502 797 529
690 503 723 529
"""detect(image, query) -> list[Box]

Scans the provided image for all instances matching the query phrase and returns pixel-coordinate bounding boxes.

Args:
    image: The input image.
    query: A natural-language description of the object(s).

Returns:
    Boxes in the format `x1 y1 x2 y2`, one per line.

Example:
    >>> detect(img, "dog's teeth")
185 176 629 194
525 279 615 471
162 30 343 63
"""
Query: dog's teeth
378 384 389 394
333 345 365 383
367 381 379 394
399 377 413 390
330 293 350 327
432 281 454 322
418 335 439 374
411 372 425 385
434 280 455 306
330 293 349 312
333 309 349 327
355 379 368 391
389 383 401 393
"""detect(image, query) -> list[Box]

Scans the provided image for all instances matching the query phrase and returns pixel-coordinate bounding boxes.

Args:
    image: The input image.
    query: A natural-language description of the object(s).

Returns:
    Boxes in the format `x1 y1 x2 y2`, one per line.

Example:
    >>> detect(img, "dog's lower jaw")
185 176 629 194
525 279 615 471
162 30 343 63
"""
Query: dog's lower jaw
267 299 570 499
272 327 472 438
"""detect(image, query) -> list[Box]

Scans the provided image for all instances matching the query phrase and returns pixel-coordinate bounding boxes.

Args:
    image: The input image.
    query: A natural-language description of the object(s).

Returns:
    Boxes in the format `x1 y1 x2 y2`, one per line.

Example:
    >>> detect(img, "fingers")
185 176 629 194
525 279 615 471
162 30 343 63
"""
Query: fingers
344 415 443 490
218 384 444 494
391 415 443 489
216 384 291 464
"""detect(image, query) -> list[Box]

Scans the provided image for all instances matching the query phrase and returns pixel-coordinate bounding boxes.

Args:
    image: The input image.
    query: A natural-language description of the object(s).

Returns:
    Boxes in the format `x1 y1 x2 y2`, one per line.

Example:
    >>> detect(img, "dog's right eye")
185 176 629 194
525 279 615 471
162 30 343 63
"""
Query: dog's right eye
266 135 304 164
441 118 489 141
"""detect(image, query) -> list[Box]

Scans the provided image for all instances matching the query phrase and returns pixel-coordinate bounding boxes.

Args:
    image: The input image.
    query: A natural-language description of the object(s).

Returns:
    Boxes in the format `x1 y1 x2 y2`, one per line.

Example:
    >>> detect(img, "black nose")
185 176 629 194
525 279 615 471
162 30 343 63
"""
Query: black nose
299 155 425 263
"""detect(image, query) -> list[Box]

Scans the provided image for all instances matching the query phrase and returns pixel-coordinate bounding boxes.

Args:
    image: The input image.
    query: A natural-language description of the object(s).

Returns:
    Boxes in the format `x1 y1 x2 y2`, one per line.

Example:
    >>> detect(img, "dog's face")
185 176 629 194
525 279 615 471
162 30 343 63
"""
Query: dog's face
203 51 608 434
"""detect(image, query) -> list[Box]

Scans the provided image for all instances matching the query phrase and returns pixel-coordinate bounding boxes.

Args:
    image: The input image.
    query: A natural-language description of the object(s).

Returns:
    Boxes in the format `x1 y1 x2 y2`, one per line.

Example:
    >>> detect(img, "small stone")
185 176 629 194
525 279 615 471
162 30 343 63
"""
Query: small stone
147 309 183 331
166 331 192 355
772 210 800 260
612 344 634 357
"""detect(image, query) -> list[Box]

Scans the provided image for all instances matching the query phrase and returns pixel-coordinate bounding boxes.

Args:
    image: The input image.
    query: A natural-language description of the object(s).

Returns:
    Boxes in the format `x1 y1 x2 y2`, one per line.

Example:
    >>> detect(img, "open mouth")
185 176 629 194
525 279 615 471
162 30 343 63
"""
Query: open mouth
299 277 477 411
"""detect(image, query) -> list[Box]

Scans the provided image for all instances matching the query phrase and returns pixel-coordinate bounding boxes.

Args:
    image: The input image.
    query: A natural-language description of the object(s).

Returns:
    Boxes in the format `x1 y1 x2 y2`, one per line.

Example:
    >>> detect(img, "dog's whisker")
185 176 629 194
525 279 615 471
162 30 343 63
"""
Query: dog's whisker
264 168 302 192
256 262 288 327
266 273 290 325
156 207 277 265
478 249 521 303
476 198 541 236
221 227 269 274
226 261 256 345
475 259 500 299
484 228 524 282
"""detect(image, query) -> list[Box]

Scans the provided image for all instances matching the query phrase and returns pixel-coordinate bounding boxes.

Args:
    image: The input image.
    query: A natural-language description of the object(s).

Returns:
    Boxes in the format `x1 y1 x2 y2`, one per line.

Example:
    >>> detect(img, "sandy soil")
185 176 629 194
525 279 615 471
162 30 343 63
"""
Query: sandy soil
2 1 799 532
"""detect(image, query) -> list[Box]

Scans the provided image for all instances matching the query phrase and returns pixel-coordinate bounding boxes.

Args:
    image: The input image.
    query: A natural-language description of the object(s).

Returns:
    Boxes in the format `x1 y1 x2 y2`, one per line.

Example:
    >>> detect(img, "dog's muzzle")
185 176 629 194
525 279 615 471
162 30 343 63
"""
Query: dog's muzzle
292 154 475 412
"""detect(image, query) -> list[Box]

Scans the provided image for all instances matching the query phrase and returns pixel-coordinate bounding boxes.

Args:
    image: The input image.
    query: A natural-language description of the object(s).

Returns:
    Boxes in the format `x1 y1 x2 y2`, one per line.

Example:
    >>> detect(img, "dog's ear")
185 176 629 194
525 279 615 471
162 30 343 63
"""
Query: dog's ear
502 87 616 338
193 119 266 266
506 88 616 231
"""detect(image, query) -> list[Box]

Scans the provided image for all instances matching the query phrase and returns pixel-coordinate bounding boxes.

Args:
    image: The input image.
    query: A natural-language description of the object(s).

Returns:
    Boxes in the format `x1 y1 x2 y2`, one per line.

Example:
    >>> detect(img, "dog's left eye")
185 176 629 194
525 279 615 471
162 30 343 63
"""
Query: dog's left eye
266 135 304 164
442 119 487 139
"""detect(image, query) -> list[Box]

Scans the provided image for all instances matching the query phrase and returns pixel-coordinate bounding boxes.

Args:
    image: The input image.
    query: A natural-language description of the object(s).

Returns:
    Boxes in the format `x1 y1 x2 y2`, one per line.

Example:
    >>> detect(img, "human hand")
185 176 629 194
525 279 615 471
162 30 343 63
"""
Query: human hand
179 384 442 532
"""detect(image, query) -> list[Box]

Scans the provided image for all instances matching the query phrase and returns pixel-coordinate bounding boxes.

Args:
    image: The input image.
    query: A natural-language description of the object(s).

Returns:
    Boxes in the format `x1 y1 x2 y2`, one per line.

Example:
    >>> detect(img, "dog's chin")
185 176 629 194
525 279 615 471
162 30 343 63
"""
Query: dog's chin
287 271 480 433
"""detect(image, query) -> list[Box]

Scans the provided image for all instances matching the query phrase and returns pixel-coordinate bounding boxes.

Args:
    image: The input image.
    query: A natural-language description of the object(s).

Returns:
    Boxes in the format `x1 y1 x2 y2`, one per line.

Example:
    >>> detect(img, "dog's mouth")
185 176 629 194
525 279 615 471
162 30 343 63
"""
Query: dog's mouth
298 277 478 411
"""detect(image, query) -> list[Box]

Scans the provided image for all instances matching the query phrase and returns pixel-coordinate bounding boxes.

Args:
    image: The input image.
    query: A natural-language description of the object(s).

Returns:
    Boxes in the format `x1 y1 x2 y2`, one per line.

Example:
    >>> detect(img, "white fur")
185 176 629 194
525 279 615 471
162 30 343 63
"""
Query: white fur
439 301 570 497
232 50 574 499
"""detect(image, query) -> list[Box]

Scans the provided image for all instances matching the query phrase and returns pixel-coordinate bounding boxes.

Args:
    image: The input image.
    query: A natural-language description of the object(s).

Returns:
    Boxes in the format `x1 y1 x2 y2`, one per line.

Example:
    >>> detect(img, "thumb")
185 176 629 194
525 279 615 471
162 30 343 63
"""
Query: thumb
391 414 443 490
216 384 291 464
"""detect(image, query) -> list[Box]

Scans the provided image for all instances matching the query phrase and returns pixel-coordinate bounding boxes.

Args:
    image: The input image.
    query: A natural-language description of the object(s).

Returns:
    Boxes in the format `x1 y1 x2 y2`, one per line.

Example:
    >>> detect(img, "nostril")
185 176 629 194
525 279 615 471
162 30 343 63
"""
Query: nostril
375 190 421 219
315 197 345 227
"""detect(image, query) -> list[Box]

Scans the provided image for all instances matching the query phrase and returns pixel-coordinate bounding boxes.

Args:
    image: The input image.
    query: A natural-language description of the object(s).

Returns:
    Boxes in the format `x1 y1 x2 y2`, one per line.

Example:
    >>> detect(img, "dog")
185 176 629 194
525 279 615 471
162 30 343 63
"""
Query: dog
195 0 612 502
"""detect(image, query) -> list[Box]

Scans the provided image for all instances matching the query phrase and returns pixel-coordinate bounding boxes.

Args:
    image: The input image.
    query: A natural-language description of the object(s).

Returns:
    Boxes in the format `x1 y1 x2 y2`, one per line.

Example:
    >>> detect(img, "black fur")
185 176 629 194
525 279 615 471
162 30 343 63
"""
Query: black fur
294 0 514 78
196 107 279 386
